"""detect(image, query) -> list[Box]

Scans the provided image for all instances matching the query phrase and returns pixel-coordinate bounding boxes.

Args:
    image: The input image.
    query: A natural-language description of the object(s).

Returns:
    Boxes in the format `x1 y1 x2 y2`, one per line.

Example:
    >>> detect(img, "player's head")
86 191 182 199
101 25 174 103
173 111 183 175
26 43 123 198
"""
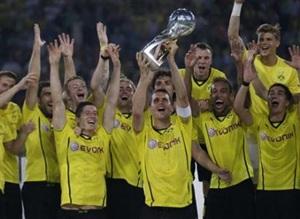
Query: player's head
75 101 98 134
64 76 88 107
256 23 280 57
0 71 17 94
38 81 52 118
150 89 174 120
118 77 136 108
210 77 234 116
152 70 174 98
192 42 213 81
267 83 293 114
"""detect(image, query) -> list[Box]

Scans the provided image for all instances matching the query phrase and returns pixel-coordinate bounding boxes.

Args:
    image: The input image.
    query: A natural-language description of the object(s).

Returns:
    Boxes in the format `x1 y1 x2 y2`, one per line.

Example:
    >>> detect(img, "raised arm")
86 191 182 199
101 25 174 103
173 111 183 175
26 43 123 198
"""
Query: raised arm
183 44 201 116
25 24 45 109
132 52 154 133
0 73 37 108
58 33 76 82
90 22 110 107
166 41 189 108
102 44 120 133
48 40 65 130
233 46 258 125
228 0 246 50
192 141 231 183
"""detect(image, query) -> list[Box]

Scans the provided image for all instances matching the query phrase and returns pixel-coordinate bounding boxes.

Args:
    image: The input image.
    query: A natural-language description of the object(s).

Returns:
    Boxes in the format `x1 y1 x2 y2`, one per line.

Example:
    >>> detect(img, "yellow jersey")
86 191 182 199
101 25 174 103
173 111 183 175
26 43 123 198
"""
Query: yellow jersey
0 102 22 184
22 103 59 182
179 68 226 100
0 119 6 191
193 110 253 189
137 115 193 207
54 123 110 206
250 55 300 114
108 110 142 187
251 109 300 190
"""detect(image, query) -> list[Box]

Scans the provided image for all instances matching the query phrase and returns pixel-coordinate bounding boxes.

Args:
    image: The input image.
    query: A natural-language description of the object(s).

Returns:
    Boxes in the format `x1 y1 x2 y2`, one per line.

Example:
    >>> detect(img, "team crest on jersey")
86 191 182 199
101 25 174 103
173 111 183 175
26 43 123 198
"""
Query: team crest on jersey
259 132 267 141
207 84 212 92
148 139 157 149
277 72 285 81
70 142 79 151
42 124 50 132
208 128 216 137
113 119 120 128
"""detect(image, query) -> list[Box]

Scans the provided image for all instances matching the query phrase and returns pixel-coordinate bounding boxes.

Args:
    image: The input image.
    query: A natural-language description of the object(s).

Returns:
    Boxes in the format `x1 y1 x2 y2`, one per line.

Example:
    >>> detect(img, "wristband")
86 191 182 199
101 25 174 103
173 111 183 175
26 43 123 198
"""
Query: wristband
231 2 242 16
176 106 191 118
101 55 110 60
242 81 250 86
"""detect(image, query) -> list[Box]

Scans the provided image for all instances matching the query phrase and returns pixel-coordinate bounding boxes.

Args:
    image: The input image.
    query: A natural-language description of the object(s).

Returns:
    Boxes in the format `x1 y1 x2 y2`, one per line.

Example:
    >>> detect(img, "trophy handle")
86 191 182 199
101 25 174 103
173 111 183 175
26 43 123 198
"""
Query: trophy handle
143 39 168 67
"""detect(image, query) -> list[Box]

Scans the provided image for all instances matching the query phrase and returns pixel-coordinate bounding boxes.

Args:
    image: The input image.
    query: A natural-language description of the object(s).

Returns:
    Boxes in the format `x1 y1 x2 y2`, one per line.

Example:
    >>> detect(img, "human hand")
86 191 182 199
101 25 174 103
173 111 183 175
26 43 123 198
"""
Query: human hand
20 120 36 135
47 40 61 64
33 23 45 47
58 33 74 57
185 44 198 70
97 22 109 57
286 45 300 71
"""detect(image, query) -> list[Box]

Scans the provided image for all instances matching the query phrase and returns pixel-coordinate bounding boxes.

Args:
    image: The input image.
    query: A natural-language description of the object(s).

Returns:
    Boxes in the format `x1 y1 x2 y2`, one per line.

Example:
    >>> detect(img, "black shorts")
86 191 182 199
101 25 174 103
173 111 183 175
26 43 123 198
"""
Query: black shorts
61 208 107 219
4 182 22 219
140 204 194 219
206 179 255 219
22 181 61 219
256 189 298 219
195 144 211 182
106 178 144 219
0 190 6 219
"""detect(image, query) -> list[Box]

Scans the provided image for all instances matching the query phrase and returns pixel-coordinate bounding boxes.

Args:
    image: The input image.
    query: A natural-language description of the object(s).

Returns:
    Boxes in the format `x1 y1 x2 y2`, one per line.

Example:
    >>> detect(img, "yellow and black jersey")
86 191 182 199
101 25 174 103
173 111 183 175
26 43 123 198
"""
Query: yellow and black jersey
136 115 193 207
22 102 59 182
108 110 142 187
0 119 6 192
193 110 253 189
249 55 300 115
250 109 300 190
0 102 22 184
179 68 226 101
54 122 110 207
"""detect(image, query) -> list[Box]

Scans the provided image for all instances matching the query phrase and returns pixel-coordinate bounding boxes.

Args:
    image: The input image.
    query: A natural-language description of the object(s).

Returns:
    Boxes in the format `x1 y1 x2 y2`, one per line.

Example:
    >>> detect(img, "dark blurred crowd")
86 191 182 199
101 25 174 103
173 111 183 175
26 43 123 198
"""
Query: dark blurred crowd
0 0 299 89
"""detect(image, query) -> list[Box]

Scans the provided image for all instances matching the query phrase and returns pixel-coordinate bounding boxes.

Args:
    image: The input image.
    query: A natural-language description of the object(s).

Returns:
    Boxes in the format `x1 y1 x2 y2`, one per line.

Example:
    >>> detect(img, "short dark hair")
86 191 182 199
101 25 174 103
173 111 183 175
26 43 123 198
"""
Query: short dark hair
151 69 172 90
211 77 233 94
256 23 281 40
195 42 213 54
268 83 293 104
38 81 50 97
0 70 17 81
151 88 172 103
75 101 95 118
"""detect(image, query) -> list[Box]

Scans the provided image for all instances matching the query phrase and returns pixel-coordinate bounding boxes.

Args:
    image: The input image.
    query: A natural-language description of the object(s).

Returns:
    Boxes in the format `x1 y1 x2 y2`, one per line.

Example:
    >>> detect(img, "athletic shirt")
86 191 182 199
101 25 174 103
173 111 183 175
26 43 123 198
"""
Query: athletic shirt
0 119 6 191
250 109 300 190
179 68 226 100
137 115 193 207
54 123 110 207
108 110 142 187
250 55 300 114
22 103 59 182
193 110 253 189
0 102 21 184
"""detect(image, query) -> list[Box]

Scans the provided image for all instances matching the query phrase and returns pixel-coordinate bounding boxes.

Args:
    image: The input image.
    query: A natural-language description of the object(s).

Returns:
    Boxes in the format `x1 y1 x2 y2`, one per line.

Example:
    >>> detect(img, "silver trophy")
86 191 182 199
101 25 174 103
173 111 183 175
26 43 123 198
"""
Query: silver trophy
142 8 196 67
